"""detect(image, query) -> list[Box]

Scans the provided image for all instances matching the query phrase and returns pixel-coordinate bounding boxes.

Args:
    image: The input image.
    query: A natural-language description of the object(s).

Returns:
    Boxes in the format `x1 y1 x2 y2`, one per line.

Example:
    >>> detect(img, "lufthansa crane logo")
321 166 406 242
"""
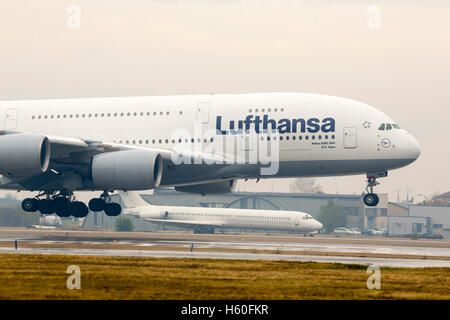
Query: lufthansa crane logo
381 138 391 148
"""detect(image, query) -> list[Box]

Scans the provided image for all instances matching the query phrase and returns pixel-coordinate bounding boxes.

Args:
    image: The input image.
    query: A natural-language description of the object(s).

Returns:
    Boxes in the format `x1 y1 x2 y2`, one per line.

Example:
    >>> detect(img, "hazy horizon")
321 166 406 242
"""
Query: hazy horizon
1 0 449 203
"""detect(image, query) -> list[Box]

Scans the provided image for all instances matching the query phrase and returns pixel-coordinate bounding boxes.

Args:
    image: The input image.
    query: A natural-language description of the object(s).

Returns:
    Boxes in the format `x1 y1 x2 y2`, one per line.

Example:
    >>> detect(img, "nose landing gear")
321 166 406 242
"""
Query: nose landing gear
363 172 387 207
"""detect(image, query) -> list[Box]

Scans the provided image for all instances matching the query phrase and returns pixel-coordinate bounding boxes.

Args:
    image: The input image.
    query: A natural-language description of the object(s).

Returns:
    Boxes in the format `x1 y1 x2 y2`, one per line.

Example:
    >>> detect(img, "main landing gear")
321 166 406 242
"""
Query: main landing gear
21 190 122 217
21 191 89 218
88 191 122 217
363 172 387 207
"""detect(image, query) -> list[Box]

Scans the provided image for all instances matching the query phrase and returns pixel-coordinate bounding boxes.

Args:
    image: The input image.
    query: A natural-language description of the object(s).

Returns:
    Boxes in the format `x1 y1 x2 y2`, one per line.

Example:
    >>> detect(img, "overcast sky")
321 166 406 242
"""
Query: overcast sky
0 0 449 202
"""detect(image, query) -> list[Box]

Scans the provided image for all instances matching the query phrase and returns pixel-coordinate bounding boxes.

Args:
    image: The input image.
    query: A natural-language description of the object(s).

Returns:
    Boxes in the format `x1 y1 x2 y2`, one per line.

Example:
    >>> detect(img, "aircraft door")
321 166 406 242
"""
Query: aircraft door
4 108 19 129
343 127 357 149
196 102 210 124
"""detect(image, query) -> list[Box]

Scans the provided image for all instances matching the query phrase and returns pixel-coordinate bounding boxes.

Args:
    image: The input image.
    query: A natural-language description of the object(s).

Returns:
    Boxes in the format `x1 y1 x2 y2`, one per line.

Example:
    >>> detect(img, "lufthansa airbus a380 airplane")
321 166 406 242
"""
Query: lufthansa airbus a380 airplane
0 93 420 218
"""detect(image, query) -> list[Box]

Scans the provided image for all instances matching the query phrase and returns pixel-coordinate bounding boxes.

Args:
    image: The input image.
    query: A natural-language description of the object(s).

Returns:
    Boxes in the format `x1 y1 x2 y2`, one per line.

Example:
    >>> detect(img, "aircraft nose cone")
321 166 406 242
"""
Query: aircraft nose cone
315 221 323 230
408 135 421 161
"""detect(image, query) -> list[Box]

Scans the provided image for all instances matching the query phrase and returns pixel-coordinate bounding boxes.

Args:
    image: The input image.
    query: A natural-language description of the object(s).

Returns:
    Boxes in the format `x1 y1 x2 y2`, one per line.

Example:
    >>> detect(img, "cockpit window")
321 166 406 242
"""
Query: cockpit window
386 123 392 130
392 124 400 129
378 123 385 130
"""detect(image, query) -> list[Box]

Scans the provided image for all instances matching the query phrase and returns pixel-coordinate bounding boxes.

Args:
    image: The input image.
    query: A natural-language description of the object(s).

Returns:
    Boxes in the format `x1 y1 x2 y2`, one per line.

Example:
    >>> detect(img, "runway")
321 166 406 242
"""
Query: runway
1 228 449 268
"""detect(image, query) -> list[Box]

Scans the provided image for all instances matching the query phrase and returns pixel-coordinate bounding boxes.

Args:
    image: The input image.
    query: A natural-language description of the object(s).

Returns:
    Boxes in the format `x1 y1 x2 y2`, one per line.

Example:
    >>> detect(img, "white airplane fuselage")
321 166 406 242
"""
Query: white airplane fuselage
123 201 324 233
0 92 421 191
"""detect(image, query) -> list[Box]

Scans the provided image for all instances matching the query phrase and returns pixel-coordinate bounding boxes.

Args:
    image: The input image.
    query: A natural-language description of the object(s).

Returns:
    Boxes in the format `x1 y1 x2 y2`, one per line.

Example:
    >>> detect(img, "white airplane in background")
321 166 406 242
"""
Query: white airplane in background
120 191 323 234
0 93 421 218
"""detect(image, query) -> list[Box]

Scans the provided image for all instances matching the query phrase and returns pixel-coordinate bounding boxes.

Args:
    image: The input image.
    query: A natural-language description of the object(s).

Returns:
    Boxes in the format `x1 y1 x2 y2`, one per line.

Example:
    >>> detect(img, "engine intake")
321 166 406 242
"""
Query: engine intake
91 150 162 190
0 134 50 176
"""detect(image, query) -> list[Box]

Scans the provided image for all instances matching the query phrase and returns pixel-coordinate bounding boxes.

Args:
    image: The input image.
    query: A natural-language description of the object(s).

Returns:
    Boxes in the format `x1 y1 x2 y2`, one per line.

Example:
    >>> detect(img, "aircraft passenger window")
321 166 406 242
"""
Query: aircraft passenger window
114 113 117 117
32 116 35 119
179 111 183 115
44 115 48 119
286 136 289 140
172 139 176 143
50 115 54 119
120 113 124 117
133 112 137 116
305 136 309 140
325 135 328 139
153 112 157 115
281 108 284 112
274 108 278 112
386 124 392 130
378 123 385 130
255 109 258 112
268 108 271 112
261 108 265 112
312 135 315 140
279 136 283 141
166 111 170 115
140 112 143 116
63 115 67 118
127 112 130 116
38 115 41 119
147 112 150 116
70 114 73 118
165 139 169 144
160 112 163 115
318 135 322 140
210 138 214 142
139 140 142 144
159 139 162 144
292 136 296 140
331 135 335 139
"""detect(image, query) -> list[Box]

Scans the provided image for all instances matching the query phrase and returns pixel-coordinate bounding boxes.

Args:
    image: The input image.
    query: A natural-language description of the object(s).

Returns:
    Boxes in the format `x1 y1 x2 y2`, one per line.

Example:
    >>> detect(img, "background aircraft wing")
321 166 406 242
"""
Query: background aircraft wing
143 218 224 229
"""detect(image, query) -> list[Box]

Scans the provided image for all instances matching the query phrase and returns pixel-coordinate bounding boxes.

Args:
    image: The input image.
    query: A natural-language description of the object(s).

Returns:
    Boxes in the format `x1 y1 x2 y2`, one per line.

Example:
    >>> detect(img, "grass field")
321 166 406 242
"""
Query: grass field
0 253 449 299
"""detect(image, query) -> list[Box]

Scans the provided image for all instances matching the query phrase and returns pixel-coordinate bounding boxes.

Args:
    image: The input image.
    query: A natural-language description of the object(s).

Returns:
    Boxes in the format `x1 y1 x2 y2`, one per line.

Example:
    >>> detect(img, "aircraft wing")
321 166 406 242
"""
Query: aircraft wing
143 218 224 229
0 130 240 190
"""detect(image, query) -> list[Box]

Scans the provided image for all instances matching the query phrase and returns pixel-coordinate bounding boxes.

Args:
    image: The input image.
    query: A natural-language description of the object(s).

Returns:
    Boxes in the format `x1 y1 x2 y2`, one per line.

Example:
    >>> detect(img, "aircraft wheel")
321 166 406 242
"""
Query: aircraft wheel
364 193 379 207
70 201 89 218
22 198 39 212
38 199 55 215
54 197 71 217
89 198 106 212
104 203 121 216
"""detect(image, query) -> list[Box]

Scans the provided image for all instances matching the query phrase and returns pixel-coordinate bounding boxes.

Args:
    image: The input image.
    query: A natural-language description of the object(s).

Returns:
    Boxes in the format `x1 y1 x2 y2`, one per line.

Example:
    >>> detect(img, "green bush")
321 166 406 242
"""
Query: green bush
114 216 134 232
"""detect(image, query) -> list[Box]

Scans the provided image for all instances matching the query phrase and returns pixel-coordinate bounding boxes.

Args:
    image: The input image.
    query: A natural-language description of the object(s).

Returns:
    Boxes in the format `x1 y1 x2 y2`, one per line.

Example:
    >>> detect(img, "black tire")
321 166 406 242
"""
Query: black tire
89 198 106 212
54 197 71 217
104 203 121 216
70 201 89 218
364 193 379 207
38 199 55 215
22 198 39 212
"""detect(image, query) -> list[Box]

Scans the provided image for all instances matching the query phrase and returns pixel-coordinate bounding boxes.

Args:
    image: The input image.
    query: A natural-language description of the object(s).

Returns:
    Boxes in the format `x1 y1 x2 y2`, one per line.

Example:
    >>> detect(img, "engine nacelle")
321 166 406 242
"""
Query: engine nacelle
91 150 162 190
175 180 237 194
0 134 50 176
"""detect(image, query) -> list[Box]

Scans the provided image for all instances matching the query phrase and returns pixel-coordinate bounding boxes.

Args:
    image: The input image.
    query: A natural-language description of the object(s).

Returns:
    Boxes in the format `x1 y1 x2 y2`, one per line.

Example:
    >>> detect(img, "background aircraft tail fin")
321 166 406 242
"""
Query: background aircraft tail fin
118 191 151 208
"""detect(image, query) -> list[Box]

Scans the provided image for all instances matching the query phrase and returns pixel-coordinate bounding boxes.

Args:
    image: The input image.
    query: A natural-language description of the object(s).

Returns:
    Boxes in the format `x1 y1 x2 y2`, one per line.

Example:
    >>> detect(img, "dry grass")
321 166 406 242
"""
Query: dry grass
0 253 449 300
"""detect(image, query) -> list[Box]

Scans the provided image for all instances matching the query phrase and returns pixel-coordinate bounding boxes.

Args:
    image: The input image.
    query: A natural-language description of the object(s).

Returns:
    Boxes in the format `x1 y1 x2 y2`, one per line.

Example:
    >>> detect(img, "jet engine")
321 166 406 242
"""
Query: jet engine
175 180 237 194
0 134 50 176
91 150 162 190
